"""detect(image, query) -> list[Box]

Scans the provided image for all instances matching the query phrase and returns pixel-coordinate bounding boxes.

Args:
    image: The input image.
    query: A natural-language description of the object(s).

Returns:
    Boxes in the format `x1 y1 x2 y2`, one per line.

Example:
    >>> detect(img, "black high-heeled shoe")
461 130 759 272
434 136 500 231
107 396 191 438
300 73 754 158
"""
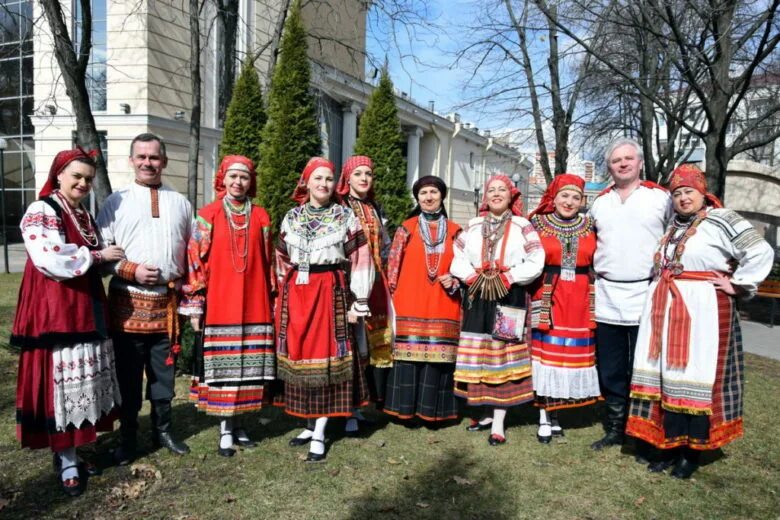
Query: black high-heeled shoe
537 422 552 444
233 428 257 448
466 419 492 432
218 432 236 457
289 429 314 447
305 439 327 463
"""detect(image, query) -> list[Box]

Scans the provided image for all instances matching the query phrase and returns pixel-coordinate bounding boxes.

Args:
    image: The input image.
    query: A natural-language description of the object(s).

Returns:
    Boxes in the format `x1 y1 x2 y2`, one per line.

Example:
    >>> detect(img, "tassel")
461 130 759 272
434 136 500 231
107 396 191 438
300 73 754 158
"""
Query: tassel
468 270 509 302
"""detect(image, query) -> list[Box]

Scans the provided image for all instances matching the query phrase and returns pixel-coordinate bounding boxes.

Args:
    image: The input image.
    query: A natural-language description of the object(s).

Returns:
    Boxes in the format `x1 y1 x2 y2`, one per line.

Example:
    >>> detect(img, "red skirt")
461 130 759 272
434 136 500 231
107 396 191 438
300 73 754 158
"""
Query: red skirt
16 346 117 451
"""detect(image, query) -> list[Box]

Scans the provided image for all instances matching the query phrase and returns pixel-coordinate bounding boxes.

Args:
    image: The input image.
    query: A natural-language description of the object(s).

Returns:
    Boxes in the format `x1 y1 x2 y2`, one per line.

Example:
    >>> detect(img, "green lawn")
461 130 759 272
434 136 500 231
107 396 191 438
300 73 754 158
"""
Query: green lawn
1 272 779 519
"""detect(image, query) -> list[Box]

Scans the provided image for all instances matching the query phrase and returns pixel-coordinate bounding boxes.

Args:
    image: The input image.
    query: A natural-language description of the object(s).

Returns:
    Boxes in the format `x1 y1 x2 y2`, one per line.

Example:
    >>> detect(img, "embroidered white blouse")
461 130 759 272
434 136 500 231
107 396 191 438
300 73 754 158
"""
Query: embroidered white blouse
451 215 546 286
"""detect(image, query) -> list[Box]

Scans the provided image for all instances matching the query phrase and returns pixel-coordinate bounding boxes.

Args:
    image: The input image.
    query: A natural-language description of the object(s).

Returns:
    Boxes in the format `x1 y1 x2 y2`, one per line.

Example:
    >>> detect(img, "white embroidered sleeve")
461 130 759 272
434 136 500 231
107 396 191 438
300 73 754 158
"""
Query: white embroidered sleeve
20 201 94 281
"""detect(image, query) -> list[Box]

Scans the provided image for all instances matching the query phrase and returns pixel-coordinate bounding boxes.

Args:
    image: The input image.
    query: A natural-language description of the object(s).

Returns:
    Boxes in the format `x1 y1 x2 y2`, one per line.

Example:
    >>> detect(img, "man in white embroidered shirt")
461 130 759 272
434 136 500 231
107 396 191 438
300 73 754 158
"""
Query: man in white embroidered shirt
97 133 193 463
589 138 672 452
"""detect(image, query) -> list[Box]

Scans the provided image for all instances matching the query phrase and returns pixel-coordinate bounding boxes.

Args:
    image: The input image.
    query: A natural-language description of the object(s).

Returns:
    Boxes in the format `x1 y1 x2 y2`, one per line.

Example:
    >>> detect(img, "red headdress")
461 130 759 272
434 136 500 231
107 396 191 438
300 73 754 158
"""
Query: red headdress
336 155 375 199
528 173 585 218
668 164 722 208
214 155 257 199
291 156 336 205
478 174 524 217
38 147 98 199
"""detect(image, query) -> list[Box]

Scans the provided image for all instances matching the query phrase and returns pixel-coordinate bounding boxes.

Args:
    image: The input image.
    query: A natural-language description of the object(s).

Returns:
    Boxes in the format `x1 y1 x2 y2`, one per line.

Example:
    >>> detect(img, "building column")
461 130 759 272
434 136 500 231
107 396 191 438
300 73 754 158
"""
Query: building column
341 103 359 163
406 126 424 188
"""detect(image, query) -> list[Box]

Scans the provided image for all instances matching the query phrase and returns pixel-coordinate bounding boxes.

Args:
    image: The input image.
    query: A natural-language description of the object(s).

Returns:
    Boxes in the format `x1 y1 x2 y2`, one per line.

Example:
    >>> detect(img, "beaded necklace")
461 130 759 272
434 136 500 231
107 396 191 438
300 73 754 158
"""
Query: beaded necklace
653 209 707 276
222 196 251 272
296 203 339 283
54 190 99 247
533 213 591 281
418 211 447 280
480 211 511 266
348 196 382 270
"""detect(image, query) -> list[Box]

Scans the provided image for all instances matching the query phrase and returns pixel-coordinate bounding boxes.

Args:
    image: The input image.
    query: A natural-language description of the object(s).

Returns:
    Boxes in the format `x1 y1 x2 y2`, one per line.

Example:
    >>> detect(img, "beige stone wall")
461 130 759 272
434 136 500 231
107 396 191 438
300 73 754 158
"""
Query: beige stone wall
301 0 366 79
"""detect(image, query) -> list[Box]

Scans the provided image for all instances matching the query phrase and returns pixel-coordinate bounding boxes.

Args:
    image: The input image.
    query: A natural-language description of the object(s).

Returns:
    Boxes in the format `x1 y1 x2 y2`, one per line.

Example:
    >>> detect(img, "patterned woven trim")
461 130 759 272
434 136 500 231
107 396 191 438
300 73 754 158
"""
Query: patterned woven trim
117 260 140 282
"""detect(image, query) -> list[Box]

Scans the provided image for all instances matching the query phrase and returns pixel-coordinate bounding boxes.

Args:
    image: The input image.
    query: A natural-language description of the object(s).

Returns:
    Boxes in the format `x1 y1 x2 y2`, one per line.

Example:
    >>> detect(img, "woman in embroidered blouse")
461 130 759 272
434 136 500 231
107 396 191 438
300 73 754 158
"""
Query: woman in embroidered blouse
336 155 393 435
384 176 463 424
180 156 275 457
626 164 773 479
275 157 374 462
450 175 545 445
11 149 124 497
528 174 600 444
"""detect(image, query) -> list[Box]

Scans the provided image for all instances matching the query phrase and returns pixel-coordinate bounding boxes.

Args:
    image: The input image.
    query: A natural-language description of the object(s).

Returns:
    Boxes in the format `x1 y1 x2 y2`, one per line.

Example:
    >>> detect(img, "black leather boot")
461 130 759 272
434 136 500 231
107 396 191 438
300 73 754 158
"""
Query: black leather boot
590 399 626 450
671 448 700 479
114 414 138 466
151 400 190 455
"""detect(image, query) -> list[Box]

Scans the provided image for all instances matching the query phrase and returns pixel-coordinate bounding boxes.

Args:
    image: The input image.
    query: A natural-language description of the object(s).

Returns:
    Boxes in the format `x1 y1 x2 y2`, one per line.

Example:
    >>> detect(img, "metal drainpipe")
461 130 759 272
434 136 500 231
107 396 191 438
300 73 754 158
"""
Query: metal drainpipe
446 122 462 217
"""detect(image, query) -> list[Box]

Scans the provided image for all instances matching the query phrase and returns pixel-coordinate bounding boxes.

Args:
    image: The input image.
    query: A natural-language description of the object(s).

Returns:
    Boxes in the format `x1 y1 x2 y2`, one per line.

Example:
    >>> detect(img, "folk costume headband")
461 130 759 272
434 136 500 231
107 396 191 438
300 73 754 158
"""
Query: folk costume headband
38 147 98 199
668 164 723 209
478 174 524 217
409 175 448 218
529 173 584 218
214 155 257 199
291 156 336 205
336 155 375 199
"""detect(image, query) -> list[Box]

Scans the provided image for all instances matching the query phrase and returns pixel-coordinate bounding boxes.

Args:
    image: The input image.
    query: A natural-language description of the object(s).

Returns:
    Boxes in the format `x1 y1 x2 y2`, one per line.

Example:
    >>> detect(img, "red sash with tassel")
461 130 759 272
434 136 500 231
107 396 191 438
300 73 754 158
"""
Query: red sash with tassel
648 270 718 369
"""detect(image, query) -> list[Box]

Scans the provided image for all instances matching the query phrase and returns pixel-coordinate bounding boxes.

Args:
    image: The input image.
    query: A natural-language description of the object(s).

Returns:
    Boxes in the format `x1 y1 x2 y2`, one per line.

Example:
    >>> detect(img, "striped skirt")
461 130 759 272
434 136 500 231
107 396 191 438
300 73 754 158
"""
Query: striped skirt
190 324 275 416
454 286 534 408
626 291 744 450
531 328 600 411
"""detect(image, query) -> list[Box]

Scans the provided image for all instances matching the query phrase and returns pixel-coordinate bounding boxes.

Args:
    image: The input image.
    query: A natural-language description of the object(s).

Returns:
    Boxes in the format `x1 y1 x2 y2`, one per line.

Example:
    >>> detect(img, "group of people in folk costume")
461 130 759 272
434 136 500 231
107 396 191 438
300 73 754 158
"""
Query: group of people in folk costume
11 133 774 496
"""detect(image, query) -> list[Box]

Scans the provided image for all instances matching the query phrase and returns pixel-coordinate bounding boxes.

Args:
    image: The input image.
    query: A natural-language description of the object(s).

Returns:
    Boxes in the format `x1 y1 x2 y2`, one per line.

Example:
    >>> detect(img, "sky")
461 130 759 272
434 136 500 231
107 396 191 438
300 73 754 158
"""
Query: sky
365 1 503 130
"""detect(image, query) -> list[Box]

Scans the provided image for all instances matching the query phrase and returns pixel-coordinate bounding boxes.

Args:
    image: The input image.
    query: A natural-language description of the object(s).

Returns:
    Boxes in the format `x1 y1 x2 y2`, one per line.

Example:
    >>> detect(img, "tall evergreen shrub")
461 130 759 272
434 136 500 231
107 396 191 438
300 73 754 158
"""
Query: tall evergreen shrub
219 60 266 167
353 68 411 228
258 0 322 228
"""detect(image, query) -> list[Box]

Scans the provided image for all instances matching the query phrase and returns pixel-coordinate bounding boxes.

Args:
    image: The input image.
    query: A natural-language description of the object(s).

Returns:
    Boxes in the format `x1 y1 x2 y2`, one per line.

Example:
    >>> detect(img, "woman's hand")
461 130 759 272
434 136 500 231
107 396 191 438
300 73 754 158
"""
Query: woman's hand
438 274 456 290
347 309 360 324
100 245 125 262
710 272 739 296
190 315 202 332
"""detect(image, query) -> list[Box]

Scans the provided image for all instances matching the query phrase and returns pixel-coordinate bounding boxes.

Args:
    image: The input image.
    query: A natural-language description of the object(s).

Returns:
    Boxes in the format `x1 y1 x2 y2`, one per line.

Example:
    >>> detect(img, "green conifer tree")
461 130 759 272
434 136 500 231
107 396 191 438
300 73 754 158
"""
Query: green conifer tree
353 68 411 228
258 0 322 228
219 59 266 167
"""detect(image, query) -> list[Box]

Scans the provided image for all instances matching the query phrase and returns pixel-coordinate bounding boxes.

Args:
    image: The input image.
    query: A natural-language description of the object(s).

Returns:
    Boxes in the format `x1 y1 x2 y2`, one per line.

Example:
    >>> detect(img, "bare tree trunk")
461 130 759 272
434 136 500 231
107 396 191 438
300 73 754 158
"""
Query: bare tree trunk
505 0 552 184
40 0 112 206
188 0 202 209
216 0 240 124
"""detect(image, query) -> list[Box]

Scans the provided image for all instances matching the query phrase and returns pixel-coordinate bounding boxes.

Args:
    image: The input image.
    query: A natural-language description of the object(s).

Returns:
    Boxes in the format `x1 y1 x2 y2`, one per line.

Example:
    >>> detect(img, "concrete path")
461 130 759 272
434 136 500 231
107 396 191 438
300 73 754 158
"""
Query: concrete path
741 319 780 361
0 243 26 274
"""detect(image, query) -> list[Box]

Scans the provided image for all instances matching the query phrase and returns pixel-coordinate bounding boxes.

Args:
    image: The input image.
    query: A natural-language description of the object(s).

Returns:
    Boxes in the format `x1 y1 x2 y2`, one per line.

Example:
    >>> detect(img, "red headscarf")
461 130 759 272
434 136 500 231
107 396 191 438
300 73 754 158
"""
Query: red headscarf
668 163 723 208
528 173 585 218
38 147 98 199
336 155 375 199
290 156 336 205
214 155 257 199
478 174 524 217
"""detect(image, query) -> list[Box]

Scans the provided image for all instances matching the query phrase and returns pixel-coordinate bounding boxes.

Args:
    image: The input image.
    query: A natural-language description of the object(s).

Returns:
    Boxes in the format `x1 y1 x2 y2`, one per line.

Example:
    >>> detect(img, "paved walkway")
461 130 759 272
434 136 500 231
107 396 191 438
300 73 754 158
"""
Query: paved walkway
741 319 780 361
0 243 26 274
2 241 779 360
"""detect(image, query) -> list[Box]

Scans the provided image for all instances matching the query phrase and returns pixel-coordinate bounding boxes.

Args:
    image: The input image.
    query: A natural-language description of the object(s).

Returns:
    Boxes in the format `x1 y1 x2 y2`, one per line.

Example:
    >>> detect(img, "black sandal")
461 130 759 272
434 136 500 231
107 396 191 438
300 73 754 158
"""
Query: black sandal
305 439 327 463
218 432 236 457
59 465 85 497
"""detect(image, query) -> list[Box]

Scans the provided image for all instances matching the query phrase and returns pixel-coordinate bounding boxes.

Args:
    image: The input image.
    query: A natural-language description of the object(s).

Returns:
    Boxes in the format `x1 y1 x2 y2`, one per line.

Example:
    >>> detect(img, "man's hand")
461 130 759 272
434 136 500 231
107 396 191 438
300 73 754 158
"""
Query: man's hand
135 264 161 285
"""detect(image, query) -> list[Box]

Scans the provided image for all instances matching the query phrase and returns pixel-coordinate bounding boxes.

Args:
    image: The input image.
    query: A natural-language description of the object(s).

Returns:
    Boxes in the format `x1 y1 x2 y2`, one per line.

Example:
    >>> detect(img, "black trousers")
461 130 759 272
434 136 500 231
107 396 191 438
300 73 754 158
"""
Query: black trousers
114 332 176 430
595 322 639 407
